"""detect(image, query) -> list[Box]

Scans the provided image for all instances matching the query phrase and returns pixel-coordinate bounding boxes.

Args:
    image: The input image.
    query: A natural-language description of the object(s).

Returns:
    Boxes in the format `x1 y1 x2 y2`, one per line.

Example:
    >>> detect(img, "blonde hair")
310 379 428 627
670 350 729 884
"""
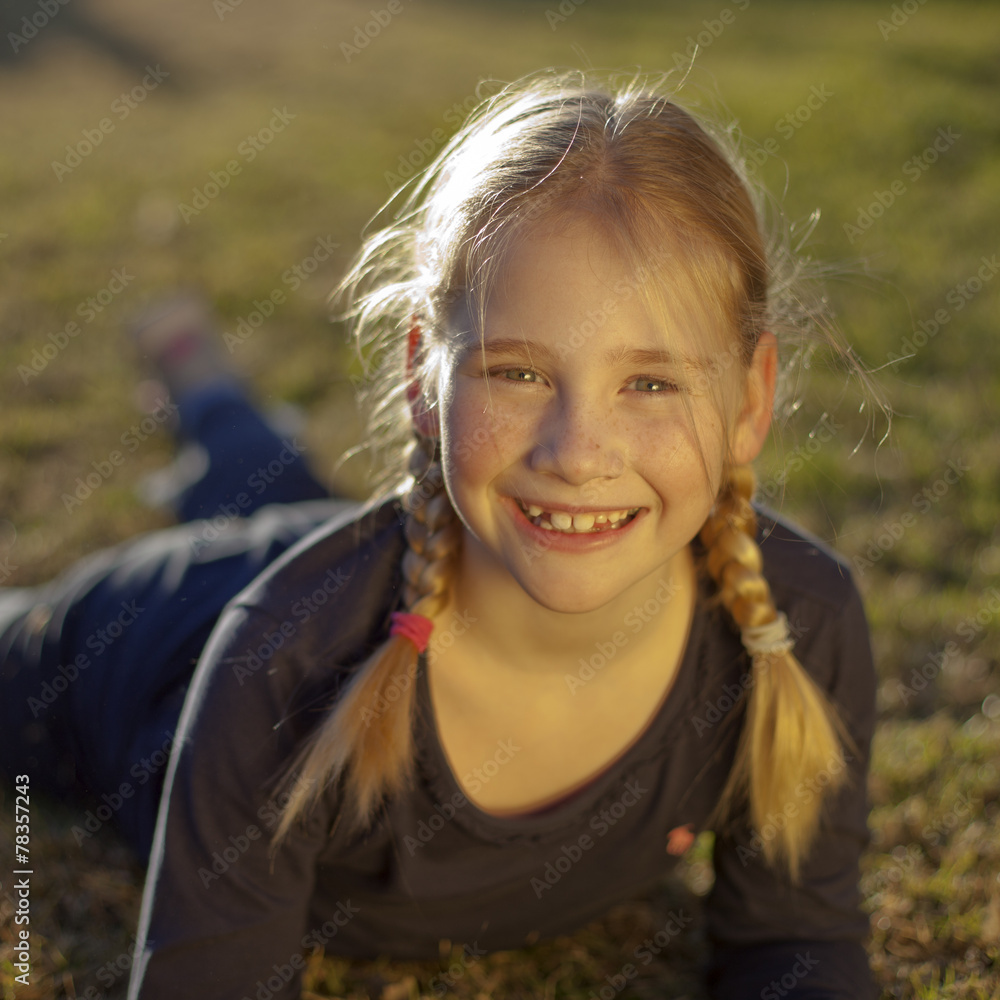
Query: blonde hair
272 68 876 881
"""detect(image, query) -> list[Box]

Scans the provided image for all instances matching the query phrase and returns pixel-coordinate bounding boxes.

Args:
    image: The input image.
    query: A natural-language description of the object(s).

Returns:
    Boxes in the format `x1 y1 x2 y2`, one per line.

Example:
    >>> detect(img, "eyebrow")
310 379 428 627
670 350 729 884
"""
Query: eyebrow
478 337 715 373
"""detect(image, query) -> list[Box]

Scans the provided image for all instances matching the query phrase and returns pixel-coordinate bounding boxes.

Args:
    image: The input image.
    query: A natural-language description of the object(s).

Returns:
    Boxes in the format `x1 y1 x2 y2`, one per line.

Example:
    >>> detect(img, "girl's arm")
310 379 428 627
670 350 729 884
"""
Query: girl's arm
127 602 339 1000
704 575 879 1000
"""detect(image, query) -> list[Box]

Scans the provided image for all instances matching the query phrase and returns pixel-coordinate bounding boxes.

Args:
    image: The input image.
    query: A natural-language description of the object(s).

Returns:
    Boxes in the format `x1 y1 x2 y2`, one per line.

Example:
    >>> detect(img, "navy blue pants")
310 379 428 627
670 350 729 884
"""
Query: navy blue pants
0 381 351 861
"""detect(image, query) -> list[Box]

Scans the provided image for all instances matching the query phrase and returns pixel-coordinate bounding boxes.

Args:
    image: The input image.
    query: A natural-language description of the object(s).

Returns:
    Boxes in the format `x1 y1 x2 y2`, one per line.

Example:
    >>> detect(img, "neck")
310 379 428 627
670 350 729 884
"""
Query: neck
429 541 698 686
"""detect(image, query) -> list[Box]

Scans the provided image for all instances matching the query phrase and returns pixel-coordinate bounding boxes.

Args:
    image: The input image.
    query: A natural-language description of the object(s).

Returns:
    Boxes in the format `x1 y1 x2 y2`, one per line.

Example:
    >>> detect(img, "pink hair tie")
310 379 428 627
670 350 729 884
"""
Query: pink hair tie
389 611 434 653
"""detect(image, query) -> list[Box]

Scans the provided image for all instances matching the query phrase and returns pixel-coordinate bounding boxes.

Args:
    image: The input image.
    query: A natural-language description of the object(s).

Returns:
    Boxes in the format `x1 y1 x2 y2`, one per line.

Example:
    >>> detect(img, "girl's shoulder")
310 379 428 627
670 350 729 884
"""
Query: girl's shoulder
750 504 874 706
754 502 861 615
226 495 407 664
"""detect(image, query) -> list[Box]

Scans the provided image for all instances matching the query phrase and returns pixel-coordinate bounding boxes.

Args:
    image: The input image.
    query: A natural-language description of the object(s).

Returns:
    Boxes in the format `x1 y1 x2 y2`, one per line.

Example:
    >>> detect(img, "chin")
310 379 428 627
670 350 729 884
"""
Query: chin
507 563 638 615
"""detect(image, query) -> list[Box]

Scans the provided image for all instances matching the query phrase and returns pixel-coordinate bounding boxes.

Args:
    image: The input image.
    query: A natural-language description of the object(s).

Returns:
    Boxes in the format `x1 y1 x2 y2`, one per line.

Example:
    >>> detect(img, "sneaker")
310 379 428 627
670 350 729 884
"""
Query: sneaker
126 290 237 402
135 442 211 511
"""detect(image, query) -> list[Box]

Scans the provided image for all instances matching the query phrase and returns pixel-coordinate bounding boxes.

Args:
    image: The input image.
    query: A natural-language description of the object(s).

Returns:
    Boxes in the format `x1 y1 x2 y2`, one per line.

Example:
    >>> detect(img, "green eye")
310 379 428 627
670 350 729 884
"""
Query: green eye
631 376 679 393
504 369 539 382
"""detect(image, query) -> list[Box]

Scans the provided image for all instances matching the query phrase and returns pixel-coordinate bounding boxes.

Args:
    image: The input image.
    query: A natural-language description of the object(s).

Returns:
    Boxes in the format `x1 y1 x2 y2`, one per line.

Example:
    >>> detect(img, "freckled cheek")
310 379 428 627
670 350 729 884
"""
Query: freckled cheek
627 413 724 500
441 391 537 482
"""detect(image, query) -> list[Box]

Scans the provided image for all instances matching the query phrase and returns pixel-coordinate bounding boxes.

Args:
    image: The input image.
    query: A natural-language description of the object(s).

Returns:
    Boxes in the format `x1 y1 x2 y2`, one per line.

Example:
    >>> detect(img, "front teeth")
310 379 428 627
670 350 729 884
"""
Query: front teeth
518 502 639 533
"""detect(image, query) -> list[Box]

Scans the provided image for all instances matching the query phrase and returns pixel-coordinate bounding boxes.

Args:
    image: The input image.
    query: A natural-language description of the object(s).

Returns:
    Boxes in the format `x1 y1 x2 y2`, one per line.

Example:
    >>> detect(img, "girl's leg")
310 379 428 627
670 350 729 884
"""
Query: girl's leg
0 291 348 859
129 291 331 522
169 377 330 522
0 588 77 790
0 498 351 861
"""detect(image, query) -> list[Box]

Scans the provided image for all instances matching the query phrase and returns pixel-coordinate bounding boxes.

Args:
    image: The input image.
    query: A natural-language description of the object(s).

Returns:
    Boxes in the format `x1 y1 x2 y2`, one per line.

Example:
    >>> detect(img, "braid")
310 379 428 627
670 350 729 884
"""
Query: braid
272 435 459 849
401 439 461 617
700 464 858 884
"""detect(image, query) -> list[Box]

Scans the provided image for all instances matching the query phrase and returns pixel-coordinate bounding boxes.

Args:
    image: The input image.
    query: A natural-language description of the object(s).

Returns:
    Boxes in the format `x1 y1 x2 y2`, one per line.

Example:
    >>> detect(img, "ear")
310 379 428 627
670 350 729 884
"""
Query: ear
730 330 777 466
406 318 440 439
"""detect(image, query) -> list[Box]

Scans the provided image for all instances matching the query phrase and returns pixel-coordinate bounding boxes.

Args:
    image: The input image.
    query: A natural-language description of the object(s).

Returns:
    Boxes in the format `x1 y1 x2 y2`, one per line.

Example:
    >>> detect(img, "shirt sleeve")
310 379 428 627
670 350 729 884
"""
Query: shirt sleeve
127 603 340 1000
704 579 879 1000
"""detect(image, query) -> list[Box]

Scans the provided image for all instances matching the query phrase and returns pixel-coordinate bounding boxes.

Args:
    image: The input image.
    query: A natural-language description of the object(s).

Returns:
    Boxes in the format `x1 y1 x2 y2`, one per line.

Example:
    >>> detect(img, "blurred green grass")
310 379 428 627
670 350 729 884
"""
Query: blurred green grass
1 0 998 997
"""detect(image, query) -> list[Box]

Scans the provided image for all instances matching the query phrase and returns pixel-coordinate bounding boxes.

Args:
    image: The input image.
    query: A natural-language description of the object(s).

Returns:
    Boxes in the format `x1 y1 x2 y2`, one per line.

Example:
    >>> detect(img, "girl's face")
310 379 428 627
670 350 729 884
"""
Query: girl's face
433 214 774 614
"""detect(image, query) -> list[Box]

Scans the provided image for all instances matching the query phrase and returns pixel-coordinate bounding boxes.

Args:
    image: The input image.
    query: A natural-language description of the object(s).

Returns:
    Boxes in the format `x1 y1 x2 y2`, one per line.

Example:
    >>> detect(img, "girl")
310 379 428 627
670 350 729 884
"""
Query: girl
0 69 880 1000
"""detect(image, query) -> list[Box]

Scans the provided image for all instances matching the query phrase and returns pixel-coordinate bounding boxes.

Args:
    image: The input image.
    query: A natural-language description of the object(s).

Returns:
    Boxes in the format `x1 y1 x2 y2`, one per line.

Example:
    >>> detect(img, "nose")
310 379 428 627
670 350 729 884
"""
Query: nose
527 394 625 487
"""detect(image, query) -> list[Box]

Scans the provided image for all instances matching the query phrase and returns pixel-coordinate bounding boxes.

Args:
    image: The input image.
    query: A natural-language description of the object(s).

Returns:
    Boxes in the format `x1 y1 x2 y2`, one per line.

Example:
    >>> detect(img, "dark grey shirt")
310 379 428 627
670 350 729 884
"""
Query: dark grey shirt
128 500 878 999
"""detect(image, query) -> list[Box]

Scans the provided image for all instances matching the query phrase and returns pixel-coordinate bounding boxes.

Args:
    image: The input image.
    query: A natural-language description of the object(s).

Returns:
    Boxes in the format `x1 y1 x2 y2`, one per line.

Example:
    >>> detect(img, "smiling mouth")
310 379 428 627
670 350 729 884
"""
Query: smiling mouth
514 499 641 534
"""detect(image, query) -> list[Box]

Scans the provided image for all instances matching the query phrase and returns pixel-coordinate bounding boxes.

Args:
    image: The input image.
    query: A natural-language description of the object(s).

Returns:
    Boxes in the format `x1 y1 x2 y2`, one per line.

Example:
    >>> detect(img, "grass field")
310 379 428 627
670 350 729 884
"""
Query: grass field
1 0 999 997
